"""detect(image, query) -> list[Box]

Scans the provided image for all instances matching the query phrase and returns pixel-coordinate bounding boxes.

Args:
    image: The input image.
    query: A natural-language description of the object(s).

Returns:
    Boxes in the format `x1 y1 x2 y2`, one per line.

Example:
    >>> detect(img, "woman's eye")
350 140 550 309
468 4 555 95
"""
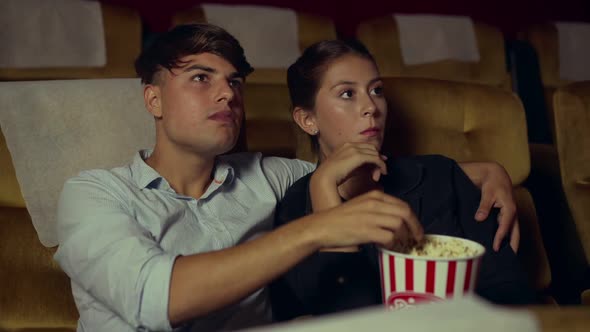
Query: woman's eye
340 90 354 99
192 74 209 82
371 86 383 96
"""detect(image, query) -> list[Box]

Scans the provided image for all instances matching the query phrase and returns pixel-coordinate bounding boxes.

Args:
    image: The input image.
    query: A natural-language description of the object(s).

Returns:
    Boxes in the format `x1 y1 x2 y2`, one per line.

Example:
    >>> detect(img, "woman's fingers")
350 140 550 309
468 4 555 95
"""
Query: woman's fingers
335 143 388 173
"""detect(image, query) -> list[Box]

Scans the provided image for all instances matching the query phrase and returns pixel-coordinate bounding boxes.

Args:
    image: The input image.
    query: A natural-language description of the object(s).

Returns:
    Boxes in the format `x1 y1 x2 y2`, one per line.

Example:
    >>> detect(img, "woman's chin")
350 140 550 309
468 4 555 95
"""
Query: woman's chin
362 137 383 150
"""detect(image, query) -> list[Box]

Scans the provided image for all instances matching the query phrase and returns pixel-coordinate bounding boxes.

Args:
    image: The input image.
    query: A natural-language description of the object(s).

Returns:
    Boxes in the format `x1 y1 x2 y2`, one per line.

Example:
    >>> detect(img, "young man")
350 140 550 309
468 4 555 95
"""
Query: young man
55 24 520 331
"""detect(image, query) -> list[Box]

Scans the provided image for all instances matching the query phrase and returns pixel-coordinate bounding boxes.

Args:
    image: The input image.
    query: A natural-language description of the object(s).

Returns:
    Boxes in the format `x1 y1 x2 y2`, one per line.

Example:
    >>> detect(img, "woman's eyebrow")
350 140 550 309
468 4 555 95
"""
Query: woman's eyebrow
330 76 383 90
369 77 383 84
330 80 355 90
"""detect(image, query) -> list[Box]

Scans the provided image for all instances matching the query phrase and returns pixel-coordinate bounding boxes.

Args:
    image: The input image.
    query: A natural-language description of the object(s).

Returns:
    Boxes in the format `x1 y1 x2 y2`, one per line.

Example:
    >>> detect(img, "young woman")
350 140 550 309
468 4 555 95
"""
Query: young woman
271 39 536 321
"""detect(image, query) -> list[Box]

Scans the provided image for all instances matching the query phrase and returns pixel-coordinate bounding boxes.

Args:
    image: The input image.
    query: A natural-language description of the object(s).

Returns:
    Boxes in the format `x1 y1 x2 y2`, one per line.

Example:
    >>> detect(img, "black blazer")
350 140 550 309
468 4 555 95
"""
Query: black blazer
271 155 535 321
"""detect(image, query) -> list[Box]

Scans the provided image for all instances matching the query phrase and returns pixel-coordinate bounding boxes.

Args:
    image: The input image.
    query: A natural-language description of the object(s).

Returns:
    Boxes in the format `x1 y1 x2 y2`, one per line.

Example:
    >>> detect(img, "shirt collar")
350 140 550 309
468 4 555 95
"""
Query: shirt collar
200 157 235 199
131 149 166 189
130 149 236 195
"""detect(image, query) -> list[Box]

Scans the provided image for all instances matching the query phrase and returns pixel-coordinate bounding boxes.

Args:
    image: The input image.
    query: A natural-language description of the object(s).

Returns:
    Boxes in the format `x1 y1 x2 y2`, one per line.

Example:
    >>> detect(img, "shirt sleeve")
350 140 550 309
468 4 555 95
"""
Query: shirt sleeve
54 172 176 331
260 157 315 201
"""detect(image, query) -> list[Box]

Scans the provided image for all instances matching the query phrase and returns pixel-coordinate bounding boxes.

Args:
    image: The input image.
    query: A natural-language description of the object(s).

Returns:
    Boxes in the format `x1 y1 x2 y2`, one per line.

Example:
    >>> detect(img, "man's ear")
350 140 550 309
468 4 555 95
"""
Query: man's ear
293 107 318 135
144 84 162 118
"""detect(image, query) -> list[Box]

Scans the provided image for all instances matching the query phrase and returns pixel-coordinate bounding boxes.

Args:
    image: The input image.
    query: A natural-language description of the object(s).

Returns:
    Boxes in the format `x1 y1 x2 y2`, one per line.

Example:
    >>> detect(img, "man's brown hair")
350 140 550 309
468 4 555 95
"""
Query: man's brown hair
135 23 254 84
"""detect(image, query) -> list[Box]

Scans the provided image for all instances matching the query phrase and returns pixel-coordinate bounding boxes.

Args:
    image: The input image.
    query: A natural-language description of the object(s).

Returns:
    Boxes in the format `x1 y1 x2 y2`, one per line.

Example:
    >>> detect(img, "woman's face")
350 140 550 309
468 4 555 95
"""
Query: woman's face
309 55 387 158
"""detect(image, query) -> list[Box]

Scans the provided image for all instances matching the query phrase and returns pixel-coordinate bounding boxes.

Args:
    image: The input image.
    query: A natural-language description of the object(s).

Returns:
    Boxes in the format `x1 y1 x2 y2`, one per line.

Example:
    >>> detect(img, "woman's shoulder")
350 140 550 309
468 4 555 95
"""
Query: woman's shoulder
274 172 314 227
382 154 462 197
388 154 457 170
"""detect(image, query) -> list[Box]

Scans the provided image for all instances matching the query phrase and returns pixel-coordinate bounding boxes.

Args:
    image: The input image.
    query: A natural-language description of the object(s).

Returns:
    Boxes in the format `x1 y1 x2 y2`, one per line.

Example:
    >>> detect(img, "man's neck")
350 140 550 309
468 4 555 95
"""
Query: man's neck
145 142 216 199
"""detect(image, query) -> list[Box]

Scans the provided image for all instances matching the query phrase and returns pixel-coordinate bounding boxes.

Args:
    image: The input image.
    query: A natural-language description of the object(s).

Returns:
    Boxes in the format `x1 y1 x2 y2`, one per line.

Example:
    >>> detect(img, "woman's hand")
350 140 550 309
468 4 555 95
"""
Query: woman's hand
459 161 519 252
310 143 388 212
315 142 388 185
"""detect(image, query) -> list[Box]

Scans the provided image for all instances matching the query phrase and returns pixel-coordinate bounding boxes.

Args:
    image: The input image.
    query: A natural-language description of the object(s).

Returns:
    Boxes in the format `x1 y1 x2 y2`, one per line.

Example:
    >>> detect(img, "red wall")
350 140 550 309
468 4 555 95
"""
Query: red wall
103 0 590 37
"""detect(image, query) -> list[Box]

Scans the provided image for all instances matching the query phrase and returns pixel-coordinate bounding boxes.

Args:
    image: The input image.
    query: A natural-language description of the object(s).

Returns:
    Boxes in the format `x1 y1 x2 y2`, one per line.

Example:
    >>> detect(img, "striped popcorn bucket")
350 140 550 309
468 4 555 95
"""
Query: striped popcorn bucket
378 234 485 311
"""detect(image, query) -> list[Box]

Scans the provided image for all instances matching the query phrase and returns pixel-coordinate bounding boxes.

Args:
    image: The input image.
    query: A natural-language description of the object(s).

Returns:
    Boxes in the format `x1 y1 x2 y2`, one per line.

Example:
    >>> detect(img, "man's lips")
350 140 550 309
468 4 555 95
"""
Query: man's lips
208 110 236 123
360 127 381 137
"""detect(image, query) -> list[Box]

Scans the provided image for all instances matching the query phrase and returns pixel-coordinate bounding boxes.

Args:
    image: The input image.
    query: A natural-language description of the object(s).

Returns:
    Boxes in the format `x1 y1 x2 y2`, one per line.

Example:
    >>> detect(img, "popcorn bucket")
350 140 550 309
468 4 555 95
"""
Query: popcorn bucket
378 234 485 310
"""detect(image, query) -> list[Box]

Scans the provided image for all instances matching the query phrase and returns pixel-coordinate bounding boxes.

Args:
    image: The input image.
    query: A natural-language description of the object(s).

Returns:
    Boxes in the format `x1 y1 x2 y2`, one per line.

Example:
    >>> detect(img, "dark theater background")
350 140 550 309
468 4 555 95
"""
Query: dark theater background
1 1 589 331
100 0 590 36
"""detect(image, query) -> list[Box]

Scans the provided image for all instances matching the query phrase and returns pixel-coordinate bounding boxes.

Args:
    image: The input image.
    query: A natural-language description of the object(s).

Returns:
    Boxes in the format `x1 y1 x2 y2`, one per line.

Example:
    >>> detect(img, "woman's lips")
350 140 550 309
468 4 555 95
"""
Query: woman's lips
361 127 381 137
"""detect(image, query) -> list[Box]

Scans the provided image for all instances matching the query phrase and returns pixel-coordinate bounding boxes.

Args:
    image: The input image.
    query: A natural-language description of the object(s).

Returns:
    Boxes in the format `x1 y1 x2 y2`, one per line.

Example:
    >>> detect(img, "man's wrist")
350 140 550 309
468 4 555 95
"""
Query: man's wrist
459 161 492 187
287 213 326 252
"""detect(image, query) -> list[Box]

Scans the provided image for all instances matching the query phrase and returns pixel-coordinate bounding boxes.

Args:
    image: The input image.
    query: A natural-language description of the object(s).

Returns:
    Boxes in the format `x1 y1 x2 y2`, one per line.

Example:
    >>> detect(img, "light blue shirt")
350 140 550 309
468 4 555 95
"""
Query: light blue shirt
54 150 314 332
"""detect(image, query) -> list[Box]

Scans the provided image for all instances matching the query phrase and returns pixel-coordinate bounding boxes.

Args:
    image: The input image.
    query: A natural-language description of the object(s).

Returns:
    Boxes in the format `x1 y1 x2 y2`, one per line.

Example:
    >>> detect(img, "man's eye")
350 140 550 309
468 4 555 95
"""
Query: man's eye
192 74 209 82
229 79 243 88
371 86 383 96
340 90 353 99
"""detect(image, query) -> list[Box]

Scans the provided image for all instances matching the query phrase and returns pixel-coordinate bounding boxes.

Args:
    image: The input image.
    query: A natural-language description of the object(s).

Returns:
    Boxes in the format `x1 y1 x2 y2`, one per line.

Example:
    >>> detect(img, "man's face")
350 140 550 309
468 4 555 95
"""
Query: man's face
147 52 245 157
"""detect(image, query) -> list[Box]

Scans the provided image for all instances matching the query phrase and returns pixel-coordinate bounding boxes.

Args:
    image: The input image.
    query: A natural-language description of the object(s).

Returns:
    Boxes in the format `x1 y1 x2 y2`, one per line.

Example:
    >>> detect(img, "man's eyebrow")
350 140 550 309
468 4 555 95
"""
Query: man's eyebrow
229 72 244 80
182 64 216 73
182 64 242 79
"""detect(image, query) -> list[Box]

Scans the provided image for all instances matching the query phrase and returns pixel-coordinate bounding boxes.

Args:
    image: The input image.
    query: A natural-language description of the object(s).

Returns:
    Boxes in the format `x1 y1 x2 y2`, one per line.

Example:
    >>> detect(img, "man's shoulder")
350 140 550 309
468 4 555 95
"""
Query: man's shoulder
218 151 261 163
63 164 135 196
216 152 264 179
219 152 314 176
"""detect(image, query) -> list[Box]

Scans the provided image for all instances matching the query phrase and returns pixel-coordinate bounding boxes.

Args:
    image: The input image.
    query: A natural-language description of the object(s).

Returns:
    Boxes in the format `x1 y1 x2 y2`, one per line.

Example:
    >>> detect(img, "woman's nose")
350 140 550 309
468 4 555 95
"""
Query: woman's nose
362 99 377 117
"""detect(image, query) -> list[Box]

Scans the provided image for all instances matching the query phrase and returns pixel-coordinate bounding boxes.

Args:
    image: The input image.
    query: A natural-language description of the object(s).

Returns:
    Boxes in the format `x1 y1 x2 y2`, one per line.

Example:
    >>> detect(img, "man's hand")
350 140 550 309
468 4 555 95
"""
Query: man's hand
460 161 519 252
308 190 424 250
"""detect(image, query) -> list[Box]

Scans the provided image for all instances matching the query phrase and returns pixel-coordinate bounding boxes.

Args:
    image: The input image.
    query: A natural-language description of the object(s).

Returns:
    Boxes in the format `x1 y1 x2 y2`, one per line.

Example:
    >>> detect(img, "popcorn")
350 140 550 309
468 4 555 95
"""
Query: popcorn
379 234 486 310
393 237 481 258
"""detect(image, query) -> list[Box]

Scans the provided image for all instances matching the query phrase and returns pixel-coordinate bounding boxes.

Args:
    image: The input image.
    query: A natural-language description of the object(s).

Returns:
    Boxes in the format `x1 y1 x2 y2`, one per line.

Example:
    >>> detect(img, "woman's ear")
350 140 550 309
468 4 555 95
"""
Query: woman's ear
144 84 162 118
293 107 318 135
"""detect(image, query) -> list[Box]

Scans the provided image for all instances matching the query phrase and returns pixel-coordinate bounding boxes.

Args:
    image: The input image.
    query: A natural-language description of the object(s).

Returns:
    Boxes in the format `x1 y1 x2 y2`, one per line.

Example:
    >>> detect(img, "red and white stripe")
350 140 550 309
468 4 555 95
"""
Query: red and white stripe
379 253 481 302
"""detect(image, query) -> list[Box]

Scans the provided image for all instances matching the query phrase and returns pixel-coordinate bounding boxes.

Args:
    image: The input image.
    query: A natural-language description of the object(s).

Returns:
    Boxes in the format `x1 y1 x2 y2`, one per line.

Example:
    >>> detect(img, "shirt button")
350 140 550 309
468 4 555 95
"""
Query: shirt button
337 276 346 284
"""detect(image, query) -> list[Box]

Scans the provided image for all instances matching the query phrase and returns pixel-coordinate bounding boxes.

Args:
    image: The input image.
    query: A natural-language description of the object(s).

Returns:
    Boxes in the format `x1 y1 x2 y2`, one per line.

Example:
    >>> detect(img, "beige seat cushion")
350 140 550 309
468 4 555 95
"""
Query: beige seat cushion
381 78 529 184
513 186 552 291
357 16 511 89
0 130 24 207
519 24 575 140
0 207 77 330
519 24 575 89
582 289 590 306
172 6 336 84
244 83 297 158
0 3 141 81
553 82 590 263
